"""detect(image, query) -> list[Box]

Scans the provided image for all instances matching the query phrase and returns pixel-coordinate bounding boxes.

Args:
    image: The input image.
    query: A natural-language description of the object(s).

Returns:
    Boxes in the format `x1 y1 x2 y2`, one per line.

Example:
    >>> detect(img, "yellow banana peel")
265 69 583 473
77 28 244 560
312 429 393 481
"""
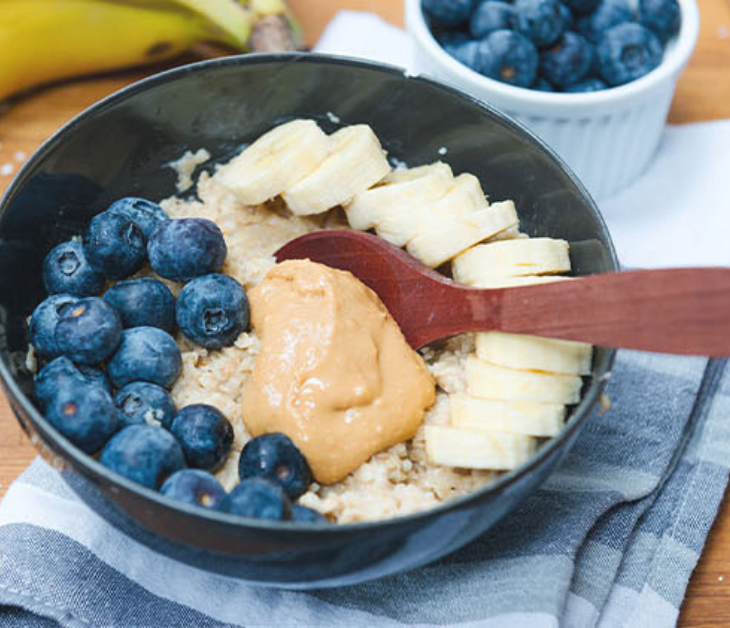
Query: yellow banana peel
0 0 300 102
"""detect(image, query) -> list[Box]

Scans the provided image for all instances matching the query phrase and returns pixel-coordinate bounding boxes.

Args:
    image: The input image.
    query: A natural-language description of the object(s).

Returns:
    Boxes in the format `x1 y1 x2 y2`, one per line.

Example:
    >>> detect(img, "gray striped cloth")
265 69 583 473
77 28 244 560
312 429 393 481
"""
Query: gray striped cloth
0 350 728 627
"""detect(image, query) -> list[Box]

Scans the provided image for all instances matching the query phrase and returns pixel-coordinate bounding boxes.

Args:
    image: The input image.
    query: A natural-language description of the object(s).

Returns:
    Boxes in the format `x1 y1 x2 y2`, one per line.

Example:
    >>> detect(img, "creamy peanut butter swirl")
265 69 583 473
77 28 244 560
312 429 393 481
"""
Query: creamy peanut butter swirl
241 259 436 484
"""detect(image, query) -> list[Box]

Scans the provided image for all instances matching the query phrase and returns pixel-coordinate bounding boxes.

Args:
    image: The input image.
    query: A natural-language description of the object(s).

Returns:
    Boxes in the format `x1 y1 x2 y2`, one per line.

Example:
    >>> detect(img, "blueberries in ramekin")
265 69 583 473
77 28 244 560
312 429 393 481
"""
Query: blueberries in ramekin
100 424 186 490
426 0 677 92
103 277 175 332
29 294 80 358
84 211 147 280
176 273 249 349
115 381 177 429
170 404 234 472
223 478 292 521
597 23 663 86
45 383 118 454
239 433 313 501
42 241 105 297
107 197 169 239
55 297 122 365
148 218 227 282
107 326 182 389
161 469 227 511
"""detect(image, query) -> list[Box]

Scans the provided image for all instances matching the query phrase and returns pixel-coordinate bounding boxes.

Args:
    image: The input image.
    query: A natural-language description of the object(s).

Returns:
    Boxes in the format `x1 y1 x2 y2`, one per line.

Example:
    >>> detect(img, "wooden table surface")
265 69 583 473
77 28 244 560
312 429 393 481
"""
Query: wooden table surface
1 1 729 624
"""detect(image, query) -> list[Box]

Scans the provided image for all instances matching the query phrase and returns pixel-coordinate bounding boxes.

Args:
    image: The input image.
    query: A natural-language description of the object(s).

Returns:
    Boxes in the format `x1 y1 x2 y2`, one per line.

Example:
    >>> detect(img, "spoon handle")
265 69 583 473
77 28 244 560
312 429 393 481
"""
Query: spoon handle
454 268 730 356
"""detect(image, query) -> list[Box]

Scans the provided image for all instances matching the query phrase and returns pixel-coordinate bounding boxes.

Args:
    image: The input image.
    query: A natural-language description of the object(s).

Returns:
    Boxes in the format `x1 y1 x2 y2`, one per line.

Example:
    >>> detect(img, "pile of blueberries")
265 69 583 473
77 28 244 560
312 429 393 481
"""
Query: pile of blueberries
424 0 680 91
29 197 325 523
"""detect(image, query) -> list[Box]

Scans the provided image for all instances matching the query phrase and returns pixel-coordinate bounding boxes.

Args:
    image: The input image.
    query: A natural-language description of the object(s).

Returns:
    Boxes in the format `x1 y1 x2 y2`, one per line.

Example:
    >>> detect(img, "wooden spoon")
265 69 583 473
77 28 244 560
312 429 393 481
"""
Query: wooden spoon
275 230 730 357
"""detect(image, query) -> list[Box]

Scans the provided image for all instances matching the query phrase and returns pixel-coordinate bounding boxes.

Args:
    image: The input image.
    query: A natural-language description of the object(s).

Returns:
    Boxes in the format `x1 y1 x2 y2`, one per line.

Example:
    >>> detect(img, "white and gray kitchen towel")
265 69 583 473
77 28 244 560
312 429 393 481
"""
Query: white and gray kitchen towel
3 11 730 627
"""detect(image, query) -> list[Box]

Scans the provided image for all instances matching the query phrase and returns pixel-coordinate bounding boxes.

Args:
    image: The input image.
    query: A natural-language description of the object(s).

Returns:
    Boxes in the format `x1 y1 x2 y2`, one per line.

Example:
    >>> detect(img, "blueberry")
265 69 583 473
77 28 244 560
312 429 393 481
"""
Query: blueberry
107 326 182 389
84 211 147 280
445 40 483 70
562 0 600 15
148 218 227 282
35 356 81 409
176 274 249 349
103 277 175 332
35 357 110 409
564 76 608 91
597 22 663 86
639 0 680 43
540 32 595 87
533 76 556 91
45 383 118 454
422 0 477 28
77 365 111 393
577 0 635 43
478 30 539 87
107 197 169 239
291 504 329 524
238 433 312 500
115 381 177 429
557 2 574 30
29 294 79 358
170 404 233 471
100 424 186 489
438 30 471 49
55 297 122 364
469 1 515 38
161 469 227 511
514 0 570 48
223 478 292 521
42 241 105 297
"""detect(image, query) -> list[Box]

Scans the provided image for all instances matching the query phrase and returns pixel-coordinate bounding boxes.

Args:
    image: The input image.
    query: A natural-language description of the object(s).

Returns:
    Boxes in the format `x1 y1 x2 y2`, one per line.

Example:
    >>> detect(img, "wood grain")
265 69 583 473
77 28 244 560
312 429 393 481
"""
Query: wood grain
0 0 728 624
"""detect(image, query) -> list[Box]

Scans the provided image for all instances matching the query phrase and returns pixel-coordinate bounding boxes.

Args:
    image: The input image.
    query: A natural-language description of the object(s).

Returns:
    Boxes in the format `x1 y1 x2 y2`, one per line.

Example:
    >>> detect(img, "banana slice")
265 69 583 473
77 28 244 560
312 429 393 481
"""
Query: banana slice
375 173 487 247
283 125 391 215
384 162 452 185
344 162 453 232
465 355 583 404
486 225 528 242
452 237 571 285
425 425 536 470
463 275 569 289
217 119 330 205
476 332 593 376
406 200 518 268
450 392 566 437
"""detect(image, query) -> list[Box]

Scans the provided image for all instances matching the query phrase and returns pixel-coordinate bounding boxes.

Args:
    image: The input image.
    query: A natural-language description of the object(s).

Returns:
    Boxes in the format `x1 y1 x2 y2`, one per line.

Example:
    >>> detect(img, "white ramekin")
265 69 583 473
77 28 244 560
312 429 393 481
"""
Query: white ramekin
405 0 700 200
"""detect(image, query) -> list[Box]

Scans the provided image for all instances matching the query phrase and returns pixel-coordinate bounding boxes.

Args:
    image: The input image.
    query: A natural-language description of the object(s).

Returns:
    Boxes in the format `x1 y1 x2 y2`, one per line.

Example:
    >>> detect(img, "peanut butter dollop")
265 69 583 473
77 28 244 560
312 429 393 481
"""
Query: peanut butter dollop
241 259 436 484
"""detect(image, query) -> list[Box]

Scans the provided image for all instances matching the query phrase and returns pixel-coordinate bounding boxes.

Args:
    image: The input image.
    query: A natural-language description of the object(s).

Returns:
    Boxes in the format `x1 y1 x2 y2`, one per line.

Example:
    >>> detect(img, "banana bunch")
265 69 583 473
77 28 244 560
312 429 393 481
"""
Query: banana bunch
0 0 301 102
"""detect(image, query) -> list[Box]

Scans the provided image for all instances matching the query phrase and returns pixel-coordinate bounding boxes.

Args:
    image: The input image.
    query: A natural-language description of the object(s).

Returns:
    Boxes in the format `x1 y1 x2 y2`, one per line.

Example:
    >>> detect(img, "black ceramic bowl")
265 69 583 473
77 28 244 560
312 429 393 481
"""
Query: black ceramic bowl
0 53 617 588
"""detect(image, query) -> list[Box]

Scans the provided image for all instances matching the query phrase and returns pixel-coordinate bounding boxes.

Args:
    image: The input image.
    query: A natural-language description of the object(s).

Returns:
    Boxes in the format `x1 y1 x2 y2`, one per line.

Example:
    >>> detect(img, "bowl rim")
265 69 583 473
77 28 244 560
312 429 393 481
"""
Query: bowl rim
406 0 700 113
0 52 618 535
